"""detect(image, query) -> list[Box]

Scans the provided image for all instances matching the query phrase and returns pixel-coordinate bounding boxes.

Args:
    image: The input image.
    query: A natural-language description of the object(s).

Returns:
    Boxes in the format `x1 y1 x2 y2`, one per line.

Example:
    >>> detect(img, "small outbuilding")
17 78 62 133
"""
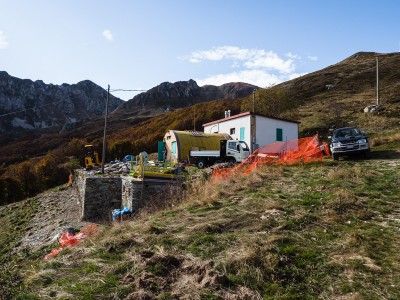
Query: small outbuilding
163 130 231 162
203 111 300 153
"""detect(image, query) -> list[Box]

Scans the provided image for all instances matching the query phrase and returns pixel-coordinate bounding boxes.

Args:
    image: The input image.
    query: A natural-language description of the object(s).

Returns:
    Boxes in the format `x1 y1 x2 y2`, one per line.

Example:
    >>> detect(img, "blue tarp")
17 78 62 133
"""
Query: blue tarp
112 207 132 221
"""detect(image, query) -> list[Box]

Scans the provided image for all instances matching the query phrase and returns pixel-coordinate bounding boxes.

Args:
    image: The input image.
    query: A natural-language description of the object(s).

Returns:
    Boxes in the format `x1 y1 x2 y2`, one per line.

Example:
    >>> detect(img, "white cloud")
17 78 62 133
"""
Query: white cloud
0 31 9 49
185 46 309 87
243 53 295 74
188 46 252 62
308 55 318 61
102 29 113 42
287 52 300 59
196 70 283 88
186 46 296 74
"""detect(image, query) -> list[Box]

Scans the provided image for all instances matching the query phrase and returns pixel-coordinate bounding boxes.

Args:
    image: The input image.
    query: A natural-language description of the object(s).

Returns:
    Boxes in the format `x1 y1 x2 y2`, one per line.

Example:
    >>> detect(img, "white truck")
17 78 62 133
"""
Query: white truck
190 140 251 169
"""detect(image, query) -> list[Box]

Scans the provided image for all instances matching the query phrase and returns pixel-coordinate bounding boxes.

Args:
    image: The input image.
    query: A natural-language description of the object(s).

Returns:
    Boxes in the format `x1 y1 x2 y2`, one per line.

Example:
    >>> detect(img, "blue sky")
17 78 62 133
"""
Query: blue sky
0 0 399 100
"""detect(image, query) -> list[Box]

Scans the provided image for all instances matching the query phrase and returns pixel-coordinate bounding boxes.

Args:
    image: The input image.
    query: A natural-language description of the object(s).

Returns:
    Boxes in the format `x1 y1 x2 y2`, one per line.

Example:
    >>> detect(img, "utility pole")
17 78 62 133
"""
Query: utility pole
101 84 110 174
252 88 257 113
376 56 379 106
193 106 196 131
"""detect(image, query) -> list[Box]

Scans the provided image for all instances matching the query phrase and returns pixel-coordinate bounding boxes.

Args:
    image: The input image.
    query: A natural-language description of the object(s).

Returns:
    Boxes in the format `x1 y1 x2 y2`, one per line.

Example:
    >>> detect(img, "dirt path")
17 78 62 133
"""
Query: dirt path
17 186 92 252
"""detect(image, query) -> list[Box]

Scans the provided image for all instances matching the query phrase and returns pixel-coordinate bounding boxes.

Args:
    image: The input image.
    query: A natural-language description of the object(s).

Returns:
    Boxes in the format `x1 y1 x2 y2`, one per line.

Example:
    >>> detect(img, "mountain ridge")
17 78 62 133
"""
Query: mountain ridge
0 71 124 136
111 79 257 119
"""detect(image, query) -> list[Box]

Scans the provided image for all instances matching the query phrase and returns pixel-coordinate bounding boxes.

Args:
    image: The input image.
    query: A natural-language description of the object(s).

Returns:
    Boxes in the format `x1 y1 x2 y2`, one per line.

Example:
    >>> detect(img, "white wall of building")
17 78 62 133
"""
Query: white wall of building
204 116 252 149
204 113 299 153
255 116 299 148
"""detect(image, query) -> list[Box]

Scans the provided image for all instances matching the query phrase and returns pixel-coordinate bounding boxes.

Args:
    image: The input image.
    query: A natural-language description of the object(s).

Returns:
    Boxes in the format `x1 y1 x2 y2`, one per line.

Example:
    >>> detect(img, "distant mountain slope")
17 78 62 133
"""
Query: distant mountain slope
0 71 124 134
279 51 400 117
112 79 257 118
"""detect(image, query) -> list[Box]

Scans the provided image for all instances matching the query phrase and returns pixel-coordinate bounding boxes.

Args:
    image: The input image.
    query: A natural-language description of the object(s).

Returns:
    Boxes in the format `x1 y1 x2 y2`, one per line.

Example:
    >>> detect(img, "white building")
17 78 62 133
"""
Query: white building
203 111 300 153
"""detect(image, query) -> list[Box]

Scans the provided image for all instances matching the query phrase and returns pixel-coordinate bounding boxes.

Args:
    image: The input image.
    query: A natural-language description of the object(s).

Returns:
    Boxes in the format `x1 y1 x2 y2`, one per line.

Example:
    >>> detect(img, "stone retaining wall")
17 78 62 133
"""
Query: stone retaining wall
75 170 121 222
75 170 181 223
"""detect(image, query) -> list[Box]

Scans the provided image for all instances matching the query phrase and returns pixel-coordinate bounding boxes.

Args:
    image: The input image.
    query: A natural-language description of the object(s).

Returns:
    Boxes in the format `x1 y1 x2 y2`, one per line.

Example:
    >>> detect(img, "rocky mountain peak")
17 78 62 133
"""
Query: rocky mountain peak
113 79 257 114
0 72 124 135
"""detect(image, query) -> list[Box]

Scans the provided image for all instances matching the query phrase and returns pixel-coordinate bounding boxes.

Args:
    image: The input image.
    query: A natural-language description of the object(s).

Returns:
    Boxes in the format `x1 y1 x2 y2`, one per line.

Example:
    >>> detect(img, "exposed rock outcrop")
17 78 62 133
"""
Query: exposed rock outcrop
113 79 257 114
0 71 124 134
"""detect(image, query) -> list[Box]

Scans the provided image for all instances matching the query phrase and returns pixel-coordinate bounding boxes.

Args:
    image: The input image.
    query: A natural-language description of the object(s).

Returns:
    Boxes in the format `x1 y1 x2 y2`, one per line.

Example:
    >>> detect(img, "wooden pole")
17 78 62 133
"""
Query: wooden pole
101 85 110 174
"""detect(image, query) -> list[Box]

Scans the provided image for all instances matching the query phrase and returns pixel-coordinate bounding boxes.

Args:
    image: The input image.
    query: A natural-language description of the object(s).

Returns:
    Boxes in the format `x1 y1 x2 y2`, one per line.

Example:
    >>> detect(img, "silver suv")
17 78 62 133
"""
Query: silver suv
329 126 370 160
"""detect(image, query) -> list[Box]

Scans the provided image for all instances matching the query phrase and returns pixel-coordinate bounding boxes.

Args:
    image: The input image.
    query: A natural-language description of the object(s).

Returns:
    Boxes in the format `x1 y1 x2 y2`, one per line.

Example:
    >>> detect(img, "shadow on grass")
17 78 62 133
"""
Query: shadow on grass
335 150 399 161
370 149 400 159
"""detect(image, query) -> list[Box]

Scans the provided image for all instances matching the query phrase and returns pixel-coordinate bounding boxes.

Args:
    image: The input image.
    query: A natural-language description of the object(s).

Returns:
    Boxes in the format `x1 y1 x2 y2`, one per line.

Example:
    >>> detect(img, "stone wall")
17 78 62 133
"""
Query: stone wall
121 177 144 212
75 170 182 223
121 177 180 212
75 170 122 222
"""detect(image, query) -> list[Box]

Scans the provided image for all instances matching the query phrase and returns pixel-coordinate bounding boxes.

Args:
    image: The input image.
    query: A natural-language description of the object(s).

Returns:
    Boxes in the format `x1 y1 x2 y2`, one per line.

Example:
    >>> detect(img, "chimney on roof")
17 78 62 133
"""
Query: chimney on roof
224 111 228 118
227 110 231 117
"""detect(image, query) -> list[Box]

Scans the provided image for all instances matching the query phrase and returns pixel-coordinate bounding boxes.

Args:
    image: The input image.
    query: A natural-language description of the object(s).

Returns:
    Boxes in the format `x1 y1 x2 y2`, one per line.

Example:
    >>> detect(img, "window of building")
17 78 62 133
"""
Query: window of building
276 128 283 141
171 141 177 154
230 128 236 135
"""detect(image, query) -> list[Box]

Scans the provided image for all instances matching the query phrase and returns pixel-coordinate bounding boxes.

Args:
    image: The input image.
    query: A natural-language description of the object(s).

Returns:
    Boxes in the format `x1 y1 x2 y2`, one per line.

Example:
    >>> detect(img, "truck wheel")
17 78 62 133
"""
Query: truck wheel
196 159 207 169
227 158 236 167
332 153 339 161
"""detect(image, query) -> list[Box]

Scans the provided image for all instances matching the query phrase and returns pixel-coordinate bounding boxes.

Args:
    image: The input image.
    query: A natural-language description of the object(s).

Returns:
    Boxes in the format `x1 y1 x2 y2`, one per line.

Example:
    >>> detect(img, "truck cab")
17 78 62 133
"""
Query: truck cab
224 140 250 163
190 139 250 168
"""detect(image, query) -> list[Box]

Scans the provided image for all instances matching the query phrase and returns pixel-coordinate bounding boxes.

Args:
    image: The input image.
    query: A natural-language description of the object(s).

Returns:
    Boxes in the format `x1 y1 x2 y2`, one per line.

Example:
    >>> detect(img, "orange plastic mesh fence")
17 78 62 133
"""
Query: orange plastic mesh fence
213 134 330 180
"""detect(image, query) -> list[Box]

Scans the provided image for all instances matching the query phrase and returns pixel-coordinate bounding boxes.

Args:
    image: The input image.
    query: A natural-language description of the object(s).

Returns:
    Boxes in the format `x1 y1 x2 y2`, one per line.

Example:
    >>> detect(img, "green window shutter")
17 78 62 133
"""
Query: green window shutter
276 128 283 141
240 127 245 140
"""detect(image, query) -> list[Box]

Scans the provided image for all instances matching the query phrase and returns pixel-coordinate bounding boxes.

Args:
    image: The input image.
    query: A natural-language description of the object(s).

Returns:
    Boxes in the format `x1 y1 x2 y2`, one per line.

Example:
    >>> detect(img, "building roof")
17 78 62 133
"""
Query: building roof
166 130 230 138
202 111 300 127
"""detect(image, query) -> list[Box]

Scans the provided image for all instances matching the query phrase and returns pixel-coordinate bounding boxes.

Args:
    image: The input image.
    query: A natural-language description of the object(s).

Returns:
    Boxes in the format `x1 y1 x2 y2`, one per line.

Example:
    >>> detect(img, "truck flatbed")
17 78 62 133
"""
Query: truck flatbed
190 150 220 157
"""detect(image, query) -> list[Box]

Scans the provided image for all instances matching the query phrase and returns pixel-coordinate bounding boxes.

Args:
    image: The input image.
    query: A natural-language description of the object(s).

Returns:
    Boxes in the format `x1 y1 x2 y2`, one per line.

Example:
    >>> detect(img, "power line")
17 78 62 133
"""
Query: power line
110 88 261 94
110 89 147 92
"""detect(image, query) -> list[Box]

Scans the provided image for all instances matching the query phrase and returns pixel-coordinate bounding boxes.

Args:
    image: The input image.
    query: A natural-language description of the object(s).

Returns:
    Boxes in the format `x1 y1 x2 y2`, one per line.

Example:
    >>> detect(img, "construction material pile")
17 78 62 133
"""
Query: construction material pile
99 161 130 175
213 134 330 180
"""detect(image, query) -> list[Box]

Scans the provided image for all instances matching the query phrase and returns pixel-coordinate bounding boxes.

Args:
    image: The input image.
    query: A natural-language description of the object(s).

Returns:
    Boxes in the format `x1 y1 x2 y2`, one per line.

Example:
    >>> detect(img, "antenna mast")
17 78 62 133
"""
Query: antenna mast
376 56 379 106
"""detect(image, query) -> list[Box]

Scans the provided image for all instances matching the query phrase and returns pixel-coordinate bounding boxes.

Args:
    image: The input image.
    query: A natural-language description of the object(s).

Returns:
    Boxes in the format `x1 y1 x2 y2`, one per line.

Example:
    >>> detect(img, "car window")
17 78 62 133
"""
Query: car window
350 128 361 135
334 128 360 138
228 141 237 151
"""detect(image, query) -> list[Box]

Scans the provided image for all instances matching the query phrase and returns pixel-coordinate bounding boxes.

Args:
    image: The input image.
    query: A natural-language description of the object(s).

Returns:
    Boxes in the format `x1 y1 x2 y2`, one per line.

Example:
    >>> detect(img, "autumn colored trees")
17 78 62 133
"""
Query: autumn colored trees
2 96 295 206
0 138 84 206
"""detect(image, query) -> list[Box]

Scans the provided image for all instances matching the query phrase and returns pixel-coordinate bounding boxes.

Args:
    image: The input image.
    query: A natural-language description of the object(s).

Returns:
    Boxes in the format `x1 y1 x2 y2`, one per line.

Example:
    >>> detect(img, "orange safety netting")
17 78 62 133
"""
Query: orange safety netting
213 134 330 180
44 224 99 260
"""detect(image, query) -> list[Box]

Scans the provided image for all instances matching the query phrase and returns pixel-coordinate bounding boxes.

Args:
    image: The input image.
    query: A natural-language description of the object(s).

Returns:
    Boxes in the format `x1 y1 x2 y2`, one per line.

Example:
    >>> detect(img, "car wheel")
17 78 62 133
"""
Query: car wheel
332 153 339 161
363 149 371 159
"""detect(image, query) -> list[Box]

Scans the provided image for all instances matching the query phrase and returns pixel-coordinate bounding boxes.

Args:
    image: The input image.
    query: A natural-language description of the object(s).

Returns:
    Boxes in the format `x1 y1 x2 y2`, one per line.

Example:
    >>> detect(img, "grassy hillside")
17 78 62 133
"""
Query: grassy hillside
277 52 400 136
1 143 399 298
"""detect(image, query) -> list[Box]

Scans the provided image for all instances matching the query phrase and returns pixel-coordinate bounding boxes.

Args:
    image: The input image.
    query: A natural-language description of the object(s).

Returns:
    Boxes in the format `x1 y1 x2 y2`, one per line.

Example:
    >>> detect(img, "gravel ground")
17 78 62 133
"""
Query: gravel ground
17 186 92 252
